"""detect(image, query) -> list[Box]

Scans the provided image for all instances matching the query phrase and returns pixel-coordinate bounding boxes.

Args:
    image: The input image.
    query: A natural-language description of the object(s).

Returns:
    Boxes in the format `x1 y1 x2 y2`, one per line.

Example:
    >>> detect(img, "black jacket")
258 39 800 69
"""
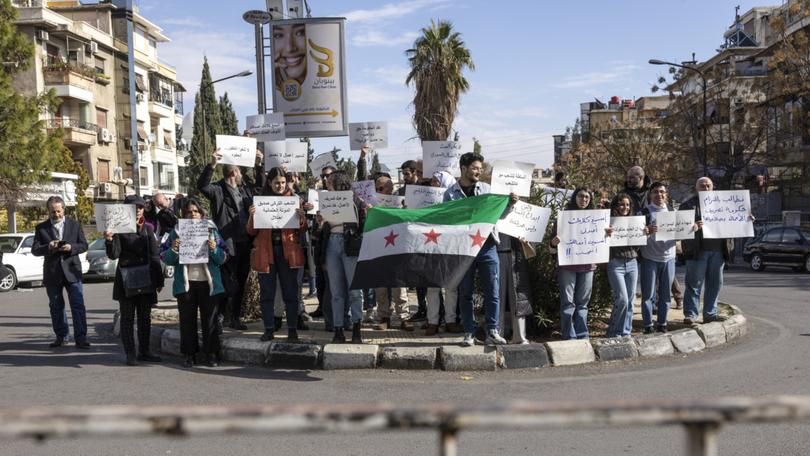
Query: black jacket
106 224 164 301
32 218 87 286
196 163 264 255
314 196 367 265
623 176 652 215
679 196 735 263
497 233 533 318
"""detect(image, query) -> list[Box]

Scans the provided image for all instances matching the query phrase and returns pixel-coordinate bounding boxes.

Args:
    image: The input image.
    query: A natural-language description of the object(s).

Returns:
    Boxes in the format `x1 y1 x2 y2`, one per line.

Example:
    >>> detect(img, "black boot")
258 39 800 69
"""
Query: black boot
288 328 299 342
351 322 363 344
274 316 283 331
297 315 309 331
230 317 247 331
183 355 194 368
125 353 138 366
137 351 162 362
332 327 345 343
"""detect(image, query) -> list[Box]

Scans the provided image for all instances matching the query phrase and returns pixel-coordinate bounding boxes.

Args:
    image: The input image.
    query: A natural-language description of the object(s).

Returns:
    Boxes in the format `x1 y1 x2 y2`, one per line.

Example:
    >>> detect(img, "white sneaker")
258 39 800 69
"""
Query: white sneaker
461 332 475 347
485 329 507 346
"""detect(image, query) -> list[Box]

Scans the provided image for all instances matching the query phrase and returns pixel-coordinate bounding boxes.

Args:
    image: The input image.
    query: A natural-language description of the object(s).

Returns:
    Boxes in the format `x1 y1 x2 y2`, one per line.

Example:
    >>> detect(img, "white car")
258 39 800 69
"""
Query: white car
0 232 89 292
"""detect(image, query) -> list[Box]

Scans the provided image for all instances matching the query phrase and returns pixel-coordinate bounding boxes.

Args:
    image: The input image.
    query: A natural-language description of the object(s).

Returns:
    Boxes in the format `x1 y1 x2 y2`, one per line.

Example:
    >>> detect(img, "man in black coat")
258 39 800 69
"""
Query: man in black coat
32 196 89 348
197 148 263 330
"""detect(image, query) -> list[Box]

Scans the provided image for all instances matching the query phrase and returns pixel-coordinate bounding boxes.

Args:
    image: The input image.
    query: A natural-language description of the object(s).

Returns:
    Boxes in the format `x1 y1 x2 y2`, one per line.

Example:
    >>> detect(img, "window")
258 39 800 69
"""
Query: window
163 129 174 149
94 56 105 75
139 166 148 187
46 44 60 65
98 159 110 182
762 229 782 243
21 236 34 249
96 108 107 129
781 229 801 244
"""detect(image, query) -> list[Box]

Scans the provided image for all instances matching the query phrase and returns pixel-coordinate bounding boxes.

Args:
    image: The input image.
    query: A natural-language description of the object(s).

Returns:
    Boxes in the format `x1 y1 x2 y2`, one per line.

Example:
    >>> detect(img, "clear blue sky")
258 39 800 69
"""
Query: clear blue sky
139 0 767 170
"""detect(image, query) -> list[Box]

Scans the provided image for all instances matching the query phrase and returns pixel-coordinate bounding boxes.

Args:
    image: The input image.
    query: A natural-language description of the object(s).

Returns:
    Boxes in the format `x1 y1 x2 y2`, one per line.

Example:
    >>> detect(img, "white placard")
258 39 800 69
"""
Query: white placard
374 194 404 208
496 201 551 243
490 160 535 197
177 219 210 265
264 141 308 172
422 141 469 177
309 152 337 174
318 191 357 225
216 135 257 167
653 209 695 241
94 204 136 234
557 209 611 266
698 190 755 239
349 121 388 150
609 216 648 247
404 185 446 209
351 180 378 205
253 196 300 229
539 186 573 207
246 113 285 142
307 189 319 215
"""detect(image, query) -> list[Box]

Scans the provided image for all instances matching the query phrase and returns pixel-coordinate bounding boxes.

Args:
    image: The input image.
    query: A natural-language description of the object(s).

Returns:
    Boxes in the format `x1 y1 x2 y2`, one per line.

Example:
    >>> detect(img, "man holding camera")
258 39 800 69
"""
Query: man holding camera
32 196 90 348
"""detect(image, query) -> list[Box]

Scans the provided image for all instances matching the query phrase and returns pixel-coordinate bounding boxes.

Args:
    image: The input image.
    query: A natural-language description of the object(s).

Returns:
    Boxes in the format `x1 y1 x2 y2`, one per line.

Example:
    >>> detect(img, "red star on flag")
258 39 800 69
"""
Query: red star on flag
423 229 441 244
384 230 399 247
469 229 486 248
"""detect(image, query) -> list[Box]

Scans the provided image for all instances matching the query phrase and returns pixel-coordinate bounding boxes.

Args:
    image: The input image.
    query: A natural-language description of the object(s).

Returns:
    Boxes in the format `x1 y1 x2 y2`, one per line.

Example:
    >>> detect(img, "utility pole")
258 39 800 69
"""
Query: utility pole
112 0 141 196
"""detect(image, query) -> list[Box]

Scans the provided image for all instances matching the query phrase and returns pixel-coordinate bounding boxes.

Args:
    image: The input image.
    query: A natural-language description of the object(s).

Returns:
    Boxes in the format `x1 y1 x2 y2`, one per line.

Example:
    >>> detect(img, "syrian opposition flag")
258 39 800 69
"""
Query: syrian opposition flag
350 194 510 289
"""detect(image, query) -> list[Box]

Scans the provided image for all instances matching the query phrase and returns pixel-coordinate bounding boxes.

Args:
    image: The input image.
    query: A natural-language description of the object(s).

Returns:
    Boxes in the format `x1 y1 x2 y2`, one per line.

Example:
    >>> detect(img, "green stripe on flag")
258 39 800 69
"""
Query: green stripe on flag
363 194 510 233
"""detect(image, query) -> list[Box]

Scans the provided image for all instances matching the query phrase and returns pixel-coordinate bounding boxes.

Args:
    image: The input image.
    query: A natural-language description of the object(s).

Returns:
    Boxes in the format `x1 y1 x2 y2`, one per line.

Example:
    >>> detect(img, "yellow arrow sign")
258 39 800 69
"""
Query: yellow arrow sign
286 110 339 118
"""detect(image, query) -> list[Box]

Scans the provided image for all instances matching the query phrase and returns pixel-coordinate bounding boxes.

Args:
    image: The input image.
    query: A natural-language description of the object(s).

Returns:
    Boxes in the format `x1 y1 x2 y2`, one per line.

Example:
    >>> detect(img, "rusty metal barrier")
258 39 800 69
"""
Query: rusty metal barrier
2 396 810 456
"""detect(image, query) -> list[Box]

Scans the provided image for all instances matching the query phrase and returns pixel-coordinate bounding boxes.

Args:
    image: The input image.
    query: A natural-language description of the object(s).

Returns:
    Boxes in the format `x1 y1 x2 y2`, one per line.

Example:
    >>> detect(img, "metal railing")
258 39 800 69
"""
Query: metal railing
44 118 98 133
1 397 810 455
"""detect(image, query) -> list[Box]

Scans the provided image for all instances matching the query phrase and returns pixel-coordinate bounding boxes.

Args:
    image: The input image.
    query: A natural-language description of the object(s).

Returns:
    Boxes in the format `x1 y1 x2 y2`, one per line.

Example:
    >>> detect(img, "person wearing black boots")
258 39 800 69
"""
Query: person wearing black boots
105 195 164 366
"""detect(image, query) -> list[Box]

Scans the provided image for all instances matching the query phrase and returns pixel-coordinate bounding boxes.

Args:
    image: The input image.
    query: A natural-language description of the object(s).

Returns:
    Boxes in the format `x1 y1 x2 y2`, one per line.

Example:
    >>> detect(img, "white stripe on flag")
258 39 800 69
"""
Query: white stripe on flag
358 222 495 262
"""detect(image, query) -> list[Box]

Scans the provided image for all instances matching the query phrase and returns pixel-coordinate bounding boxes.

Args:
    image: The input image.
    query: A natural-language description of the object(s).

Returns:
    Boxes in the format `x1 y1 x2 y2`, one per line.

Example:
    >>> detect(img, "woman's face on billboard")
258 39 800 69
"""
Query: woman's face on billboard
273 24 306 81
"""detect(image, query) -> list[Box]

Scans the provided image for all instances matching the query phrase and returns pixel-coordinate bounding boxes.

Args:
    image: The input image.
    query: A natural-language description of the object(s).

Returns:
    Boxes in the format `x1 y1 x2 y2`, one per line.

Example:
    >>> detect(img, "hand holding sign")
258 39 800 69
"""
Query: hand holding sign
698 190 754 238
557 209 611 266
216 135 257 168
490 160 535 197
246 113 285 142
253 196 301 229
496 201 551 243
319 191 357 225
404 185 445 209
95 204 136 234
349 122 388 150
422 141 469 177
177 219 210 264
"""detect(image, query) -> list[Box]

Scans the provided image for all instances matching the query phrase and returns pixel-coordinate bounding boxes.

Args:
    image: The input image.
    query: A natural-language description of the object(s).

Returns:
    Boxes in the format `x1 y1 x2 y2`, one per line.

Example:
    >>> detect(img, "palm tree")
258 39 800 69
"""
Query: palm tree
405 19 474 141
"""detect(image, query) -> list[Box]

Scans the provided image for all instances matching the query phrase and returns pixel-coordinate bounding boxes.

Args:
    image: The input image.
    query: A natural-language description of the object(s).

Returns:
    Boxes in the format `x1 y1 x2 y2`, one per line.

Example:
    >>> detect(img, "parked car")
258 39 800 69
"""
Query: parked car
0 232 89 292
83 237 174 281
742 226 810 273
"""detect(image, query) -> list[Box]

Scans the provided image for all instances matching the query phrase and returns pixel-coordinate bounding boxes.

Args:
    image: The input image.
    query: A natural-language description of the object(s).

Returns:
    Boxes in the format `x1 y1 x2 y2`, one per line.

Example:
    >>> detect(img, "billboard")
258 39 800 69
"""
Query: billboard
270 17 348 138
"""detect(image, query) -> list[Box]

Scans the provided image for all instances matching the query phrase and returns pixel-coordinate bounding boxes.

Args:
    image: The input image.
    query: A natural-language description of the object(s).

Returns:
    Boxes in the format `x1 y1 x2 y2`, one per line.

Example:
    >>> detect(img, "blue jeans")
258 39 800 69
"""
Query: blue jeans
557 268 594 339
640 258 675 328
458 240 500 333
258 245 301 332
326 234 362 328
606 258 638 337
683 250 725 320
46 281 87 341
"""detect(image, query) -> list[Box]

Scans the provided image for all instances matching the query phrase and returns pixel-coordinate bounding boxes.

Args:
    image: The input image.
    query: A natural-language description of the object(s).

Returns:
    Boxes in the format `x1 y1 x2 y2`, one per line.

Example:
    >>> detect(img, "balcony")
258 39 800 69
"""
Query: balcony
45 118 98 146
43 61 95 102
148 93 174 119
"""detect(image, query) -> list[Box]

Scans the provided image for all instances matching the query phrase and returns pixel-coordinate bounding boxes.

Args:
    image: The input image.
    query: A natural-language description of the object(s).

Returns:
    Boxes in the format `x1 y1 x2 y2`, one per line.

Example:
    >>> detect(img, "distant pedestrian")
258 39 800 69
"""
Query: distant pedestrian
32 196 90 349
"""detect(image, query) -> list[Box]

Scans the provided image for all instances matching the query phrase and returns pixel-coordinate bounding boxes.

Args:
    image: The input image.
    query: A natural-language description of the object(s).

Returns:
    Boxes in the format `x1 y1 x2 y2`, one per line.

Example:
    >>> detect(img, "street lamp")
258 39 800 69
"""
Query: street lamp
198 70 253 160
649 58 709 176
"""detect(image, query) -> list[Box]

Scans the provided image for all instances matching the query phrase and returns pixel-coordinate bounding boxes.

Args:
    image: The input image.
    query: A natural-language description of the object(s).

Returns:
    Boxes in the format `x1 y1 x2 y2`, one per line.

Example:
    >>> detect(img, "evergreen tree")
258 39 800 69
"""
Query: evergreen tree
329 146 356 178
298 137 315 190
0 0 69 211
185 57 223 195
370 151 382 176
219 92 238 135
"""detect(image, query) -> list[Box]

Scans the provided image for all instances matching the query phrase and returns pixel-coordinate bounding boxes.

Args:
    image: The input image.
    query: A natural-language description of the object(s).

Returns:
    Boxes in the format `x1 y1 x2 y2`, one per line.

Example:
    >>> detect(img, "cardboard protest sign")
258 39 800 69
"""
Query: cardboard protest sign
307 189 319 215
351 180 378 205
422 141 469 177
318 191 357 224
309 152 337 174
654 210 695 241
698 190 755 238
609 216 647 247
374 194 404 208
557 209 611 266
490 160 535 197
95 204 136 234
252 196 300 229
496 201 551 243
349 121 388 150
403 185 445 209
216 135 257 167
177 219 210 264
246 113 285 142
264 140 308 172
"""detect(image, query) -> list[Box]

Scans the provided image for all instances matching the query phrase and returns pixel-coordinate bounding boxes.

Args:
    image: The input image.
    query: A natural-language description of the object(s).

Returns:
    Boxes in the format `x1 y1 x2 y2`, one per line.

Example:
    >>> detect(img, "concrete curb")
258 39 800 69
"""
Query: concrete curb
134 301 749 371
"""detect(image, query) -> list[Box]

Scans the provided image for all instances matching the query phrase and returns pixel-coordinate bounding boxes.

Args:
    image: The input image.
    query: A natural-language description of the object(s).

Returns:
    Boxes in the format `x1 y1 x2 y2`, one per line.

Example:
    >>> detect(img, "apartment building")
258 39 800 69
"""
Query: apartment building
10 0 185 202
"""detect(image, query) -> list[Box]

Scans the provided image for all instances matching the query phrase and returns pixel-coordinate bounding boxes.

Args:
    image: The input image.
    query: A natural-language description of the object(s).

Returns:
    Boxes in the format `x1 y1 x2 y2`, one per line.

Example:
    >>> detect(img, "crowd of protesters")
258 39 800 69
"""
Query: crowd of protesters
32 139 742 366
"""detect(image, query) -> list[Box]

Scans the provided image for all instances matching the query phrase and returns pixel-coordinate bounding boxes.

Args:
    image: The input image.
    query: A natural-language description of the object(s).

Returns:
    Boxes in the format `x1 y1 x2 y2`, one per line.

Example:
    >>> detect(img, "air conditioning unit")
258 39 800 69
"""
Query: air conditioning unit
136 93 144 102
147 133 155 144
98 128 112 143
89 41 99 55
101 182 112 193
35 30 49 42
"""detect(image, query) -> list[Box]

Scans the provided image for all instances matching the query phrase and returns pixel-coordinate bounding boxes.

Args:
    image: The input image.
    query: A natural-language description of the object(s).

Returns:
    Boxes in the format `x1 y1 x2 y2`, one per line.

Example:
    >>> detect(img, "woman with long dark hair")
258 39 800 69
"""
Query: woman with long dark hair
550 187 596 339
247 167 311 341
161 198 227 367
605 192 642 338
104 195 164 366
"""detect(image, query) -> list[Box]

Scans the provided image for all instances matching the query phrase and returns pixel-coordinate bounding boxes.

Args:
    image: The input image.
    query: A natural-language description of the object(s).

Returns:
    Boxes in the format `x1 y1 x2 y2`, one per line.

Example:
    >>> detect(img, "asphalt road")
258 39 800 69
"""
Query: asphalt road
0 266 808 455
